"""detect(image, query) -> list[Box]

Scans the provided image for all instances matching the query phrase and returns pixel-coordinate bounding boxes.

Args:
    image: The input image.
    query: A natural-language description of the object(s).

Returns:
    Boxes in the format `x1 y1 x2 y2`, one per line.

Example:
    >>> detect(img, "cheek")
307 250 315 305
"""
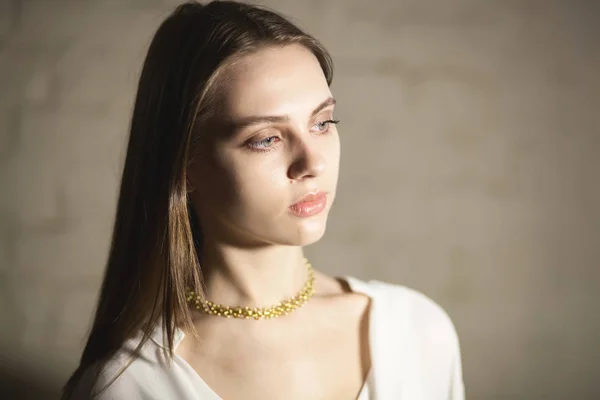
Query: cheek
189 148 239 210
326 134 341 174
205 151 289 214
333 136 341 163
232 159 289 206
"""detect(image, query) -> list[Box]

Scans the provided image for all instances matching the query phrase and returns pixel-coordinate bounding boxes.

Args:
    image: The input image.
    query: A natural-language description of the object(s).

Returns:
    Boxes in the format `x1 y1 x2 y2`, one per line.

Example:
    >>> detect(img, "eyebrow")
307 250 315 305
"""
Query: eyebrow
230 97 336 132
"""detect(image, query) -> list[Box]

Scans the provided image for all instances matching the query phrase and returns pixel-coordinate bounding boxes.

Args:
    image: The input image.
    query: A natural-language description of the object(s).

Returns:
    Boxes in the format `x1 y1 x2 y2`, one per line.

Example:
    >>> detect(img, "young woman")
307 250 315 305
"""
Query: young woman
63 1 465 399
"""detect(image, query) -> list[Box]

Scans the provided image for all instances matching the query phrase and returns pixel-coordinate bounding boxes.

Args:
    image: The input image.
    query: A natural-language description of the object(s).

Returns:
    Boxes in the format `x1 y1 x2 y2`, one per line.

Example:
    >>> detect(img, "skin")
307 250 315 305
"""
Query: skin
180 44 371 400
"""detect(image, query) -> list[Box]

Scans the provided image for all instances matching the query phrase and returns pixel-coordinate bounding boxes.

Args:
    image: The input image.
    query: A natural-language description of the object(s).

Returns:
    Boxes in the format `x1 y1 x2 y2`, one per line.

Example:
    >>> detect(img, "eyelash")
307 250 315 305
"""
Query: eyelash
247 119 340 153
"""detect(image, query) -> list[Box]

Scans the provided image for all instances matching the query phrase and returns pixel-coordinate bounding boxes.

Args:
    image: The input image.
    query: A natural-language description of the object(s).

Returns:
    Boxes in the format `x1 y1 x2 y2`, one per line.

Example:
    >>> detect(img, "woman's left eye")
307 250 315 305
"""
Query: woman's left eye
312 119 340 133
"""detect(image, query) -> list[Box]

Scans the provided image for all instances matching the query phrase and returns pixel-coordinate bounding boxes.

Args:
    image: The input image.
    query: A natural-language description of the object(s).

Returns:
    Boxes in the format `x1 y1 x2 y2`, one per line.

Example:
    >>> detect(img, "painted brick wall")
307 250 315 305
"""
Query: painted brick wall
1 0 599 398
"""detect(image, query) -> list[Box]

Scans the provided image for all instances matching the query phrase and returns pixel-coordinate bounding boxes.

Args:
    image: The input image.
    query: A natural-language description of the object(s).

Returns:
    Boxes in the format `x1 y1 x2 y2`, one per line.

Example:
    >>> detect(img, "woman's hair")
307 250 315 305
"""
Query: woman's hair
62 0 333 397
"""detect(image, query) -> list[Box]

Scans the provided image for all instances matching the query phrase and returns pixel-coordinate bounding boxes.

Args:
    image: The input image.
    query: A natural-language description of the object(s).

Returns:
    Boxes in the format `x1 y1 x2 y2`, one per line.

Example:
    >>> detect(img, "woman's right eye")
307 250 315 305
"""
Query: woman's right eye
247 136 281 152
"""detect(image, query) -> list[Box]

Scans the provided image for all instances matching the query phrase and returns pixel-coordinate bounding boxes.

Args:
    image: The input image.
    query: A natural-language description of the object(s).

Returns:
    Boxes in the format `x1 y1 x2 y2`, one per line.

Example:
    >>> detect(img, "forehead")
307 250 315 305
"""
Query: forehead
218 44 331 119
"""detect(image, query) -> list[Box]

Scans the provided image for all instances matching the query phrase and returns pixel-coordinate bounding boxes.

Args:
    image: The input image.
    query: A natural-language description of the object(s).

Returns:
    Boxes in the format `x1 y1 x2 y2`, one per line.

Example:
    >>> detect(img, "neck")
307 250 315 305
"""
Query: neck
199 243 310 308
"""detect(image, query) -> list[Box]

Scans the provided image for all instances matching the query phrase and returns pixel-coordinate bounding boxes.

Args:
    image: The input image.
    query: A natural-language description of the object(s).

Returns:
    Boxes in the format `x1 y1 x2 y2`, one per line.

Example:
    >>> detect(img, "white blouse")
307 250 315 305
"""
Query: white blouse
73 277 465 399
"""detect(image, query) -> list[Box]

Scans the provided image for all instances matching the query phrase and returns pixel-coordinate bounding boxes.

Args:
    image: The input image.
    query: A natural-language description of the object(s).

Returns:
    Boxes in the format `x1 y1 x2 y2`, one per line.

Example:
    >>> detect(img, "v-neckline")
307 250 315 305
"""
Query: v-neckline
170 275 375 399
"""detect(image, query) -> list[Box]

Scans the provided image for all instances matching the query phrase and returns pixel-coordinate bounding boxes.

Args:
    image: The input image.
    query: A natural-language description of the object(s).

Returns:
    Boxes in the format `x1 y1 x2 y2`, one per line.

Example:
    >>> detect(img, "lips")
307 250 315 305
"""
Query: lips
289 191 328 217
292 191 326 204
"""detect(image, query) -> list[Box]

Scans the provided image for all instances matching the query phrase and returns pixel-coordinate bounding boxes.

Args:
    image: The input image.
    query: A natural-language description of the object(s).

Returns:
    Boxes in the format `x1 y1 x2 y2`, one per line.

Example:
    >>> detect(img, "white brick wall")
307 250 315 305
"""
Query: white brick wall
1 0 599 398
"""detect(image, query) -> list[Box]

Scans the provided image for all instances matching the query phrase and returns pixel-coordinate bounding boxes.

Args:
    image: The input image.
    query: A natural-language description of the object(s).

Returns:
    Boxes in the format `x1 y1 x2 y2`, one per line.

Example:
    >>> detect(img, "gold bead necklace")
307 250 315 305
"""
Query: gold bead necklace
186 258 315 320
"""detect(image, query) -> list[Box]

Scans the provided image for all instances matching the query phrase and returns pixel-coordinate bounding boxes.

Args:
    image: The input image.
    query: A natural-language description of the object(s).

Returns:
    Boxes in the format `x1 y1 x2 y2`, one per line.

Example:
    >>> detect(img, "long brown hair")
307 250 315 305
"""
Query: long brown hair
62 0 333 398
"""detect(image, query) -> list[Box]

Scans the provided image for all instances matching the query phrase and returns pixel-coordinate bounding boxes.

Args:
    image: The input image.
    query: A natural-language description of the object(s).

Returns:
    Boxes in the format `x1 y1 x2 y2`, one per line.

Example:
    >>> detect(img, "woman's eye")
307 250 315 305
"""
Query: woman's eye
247 136 280 151
313 119 340 133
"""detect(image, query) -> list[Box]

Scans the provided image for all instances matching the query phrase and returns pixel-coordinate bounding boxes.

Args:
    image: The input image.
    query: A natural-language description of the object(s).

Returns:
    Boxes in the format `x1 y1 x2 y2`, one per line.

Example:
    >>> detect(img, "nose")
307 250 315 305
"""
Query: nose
287 136 327 181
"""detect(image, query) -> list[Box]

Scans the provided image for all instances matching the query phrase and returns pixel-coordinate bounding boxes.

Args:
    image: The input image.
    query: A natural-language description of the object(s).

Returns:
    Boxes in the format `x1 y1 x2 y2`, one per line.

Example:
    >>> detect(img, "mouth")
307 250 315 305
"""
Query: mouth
289 191 328 217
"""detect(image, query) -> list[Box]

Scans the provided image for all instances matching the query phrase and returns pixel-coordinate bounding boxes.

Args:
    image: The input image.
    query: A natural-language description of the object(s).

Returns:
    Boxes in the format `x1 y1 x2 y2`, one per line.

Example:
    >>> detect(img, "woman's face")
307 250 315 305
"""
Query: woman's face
188 44 340 247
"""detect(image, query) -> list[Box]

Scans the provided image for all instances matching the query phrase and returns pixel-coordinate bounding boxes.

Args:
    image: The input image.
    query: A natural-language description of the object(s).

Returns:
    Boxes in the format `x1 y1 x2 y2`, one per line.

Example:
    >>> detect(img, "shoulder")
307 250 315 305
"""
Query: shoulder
369 280 458 332
69 335 168 399
69 354 144 399
365 280 465 397
365 279 461 362
69 329 211 400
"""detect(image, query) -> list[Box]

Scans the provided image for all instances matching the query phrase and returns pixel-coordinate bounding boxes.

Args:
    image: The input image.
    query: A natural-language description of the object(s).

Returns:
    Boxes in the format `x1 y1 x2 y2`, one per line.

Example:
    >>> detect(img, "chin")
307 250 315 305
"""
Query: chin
285 214 329 246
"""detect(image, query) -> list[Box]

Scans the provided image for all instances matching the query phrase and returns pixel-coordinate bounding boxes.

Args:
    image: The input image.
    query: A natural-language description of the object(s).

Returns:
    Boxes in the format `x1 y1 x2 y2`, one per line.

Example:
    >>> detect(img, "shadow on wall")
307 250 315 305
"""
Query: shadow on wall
0 362 62 400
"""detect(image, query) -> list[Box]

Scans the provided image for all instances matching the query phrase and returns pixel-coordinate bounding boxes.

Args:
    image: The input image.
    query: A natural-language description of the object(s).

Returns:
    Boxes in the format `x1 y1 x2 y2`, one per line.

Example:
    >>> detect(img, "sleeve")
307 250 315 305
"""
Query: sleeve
403 286 466 400
69 362 145 400
448 329 465 400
